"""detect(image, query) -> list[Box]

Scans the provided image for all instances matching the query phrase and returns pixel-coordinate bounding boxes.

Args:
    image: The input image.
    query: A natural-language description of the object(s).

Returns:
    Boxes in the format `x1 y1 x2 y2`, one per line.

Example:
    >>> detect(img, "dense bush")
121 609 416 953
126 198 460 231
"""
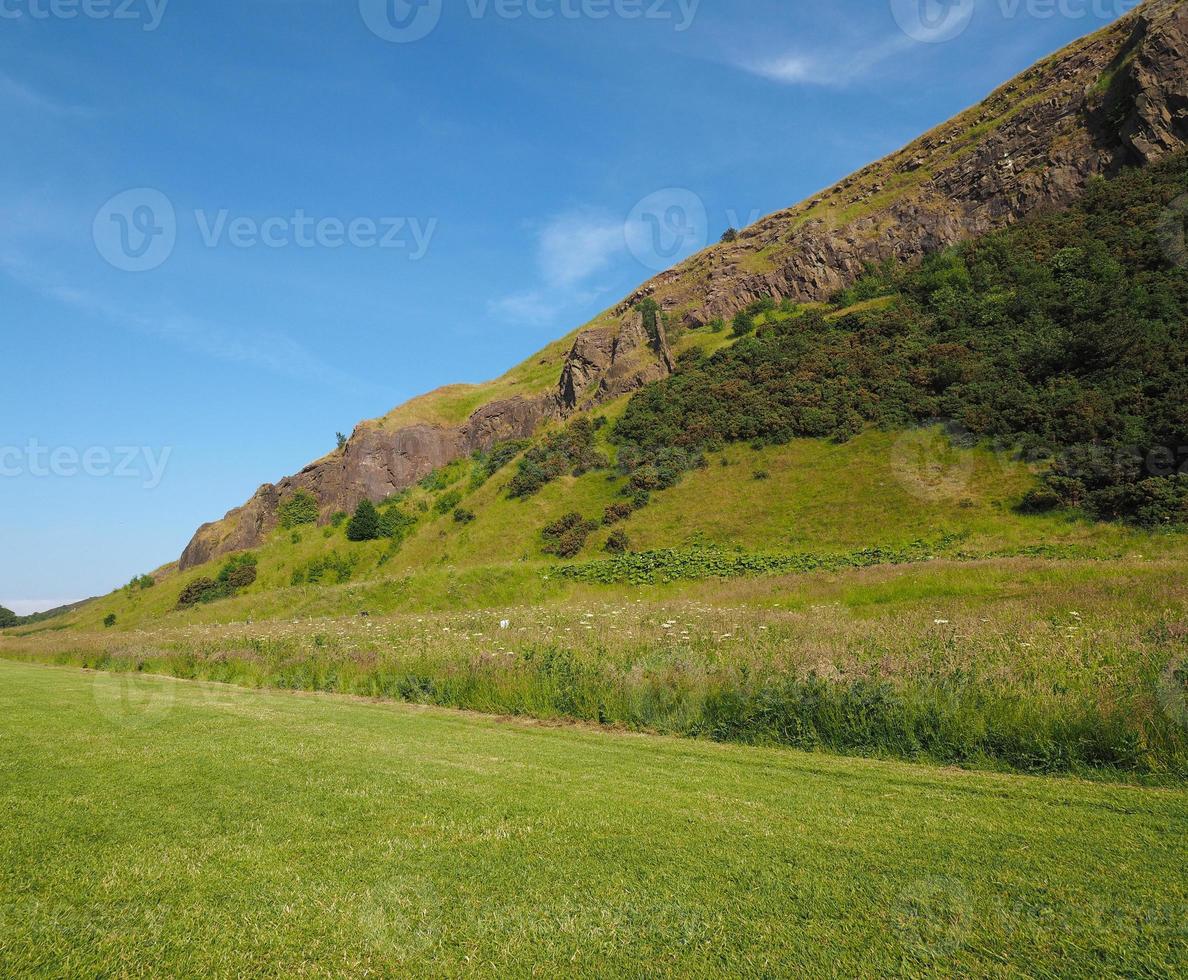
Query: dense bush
434 489 463 515
103 614 117 628
454 507 476 524
176 577 227 608
278 489 319 529
378 506 417 542
602 502 635 526
612 157 1188 525
177 553 259 608
470 439 531 489
0 606 17 629
541 512 600 558
604 530 630 554
507 418 607 498
291 551 359 586
346 500 382 541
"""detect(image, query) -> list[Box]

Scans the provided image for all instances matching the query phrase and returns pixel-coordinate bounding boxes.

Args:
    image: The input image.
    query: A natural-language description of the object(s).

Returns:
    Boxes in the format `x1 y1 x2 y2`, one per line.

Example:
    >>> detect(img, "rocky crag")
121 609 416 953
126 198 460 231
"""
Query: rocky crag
180 0 1187 570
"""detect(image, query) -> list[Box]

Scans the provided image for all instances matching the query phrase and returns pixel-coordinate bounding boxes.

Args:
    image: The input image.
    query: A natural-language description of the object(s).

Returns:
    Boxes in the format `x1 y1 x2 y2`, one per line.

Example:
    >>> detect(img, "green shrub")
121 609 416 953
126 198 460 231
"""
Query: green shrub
0 606 15 629
176 577 229 609
470 439 531 489
602 502 634 526
378 506 417 541
346 500 382 542
278 489 319 529
330 511 348 528
434 489 463 515
730 311 755 337
291 552 359 586
541 512 599 558
454 508 476 524
508 418 608 499
604 530 630 554
103 614 117 628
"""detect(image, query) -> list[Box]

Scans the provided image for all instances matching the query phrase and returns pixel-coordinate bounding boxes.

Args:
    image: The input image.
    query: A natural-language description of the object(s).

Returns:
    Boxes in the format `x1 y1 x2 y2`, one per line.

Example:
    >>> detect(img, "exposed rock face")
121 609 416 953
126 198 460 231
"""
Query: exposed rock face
179 394 559 569
559 311 675 411
179 0 1188 570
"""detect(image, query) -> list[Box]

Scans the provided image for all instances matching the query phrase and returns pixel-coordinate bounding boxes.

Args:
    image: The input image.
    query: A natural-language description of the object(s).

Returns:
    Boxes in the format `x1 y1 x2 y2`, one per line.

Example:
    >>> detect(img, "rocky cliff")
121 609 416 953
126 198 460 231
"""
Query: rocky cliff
180 0 1188 571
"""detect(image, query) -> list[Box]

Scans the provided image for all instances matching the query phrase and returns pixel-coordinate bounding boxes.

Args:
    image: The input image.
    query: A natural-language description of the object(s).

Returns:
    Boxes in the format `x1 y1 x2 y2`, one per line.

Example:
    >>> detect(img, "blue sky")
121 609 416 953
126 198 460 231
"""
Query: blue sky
0 0 1138 611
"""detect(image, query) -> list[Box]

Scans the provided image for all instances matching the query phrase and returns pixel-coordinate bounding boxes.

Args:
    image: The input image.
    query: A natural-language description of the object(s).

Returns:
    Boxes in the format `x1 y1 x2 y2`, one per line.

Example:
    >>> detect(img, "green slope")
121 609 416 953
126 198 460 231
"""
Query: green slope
1 661 1184 977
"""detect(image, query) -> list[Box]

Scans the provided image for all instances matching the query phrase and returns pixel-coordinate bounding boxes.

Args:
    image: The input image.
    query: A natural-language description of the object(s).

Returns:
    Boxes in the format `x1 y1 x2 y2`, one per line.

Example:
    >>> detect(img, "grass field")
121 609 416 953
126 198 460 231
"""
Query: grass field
0 660 1184 977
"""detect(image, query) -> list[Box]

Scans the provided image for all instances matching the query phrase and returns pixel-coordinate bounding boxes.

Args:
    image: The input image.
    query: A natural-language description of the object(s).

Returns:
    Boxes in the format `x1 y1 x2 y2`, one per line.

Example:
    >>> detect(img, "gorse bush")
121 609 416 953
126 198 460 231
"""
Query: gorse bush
177 553 258 608
277 489 319 529
470 439 531 489
291 551 359 586
378 506 417 542
541 512 600 558
604 530 630 554
434 489 463 515
611 157 1188 525
507 418 607 499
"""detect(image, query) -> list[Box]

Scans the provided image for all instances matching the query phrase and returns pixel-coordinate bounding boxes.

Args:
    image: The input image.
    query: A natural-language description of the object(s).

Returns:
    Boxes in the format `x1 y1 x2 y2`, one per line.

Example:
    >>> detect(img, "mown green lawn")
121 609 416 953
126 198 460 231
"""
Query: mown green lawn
0 660 1184 978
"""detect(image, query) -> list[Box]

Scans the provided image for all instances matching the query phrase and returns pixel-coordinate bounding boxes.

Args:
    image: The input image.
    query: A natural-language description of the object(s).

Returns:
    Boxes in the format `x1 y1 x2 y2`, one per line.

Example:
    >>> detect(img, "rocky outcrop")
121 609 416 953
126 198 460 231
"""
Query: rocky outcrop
559 310 675 410
179 393 560 569
179 0 1188 570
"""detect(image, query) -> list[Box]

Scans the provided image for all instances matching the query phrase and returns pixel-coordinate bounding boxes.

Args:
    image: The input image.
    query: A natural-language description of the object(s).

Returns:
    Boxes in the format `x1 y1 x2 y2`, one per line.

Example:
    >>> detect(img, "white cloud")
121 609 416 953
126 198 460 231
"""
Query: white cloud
736 33 916 87
536 208 624 288
487 290 554 326
489 208 625 324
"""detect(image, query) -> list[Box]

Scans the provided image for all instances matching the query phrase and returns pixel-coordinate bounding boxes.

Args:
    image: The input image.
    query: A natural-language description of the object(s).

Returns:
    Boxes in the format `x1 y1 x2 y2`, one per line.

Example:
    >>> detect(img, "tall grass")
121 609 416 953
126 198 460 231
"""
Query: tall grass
5 577 1186 780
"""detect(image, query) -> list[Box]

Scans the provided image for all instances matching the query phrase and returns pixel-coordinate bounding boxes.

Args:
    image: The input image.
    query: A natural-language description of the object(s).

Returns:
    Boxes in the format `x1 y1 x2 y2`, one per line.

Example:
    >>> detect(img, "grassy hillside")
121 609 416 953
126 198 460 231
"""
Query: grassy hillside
1 661 1184 977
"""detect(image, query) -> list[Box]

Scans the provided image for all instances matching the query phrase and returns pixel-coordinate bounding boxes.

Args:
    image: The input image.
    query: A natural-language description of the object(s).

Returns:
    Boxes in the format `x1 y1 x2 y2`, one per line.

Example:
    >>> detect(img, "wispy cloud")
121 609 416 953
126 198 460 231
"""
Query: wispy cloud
489 208 625 325
0 71 92 116
487 290 554 327
0 249 370 392
737 33 916 87
536 208 624 288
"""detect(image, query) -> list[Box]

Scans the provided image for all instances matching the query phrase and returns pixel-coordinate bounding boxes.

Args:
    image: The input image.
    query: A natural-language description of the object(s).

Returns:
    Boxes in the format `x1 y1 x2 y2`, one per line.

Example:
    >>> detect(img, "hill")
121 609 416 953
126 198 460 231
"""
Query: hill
4 4 1188 782
177 0 1188 570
